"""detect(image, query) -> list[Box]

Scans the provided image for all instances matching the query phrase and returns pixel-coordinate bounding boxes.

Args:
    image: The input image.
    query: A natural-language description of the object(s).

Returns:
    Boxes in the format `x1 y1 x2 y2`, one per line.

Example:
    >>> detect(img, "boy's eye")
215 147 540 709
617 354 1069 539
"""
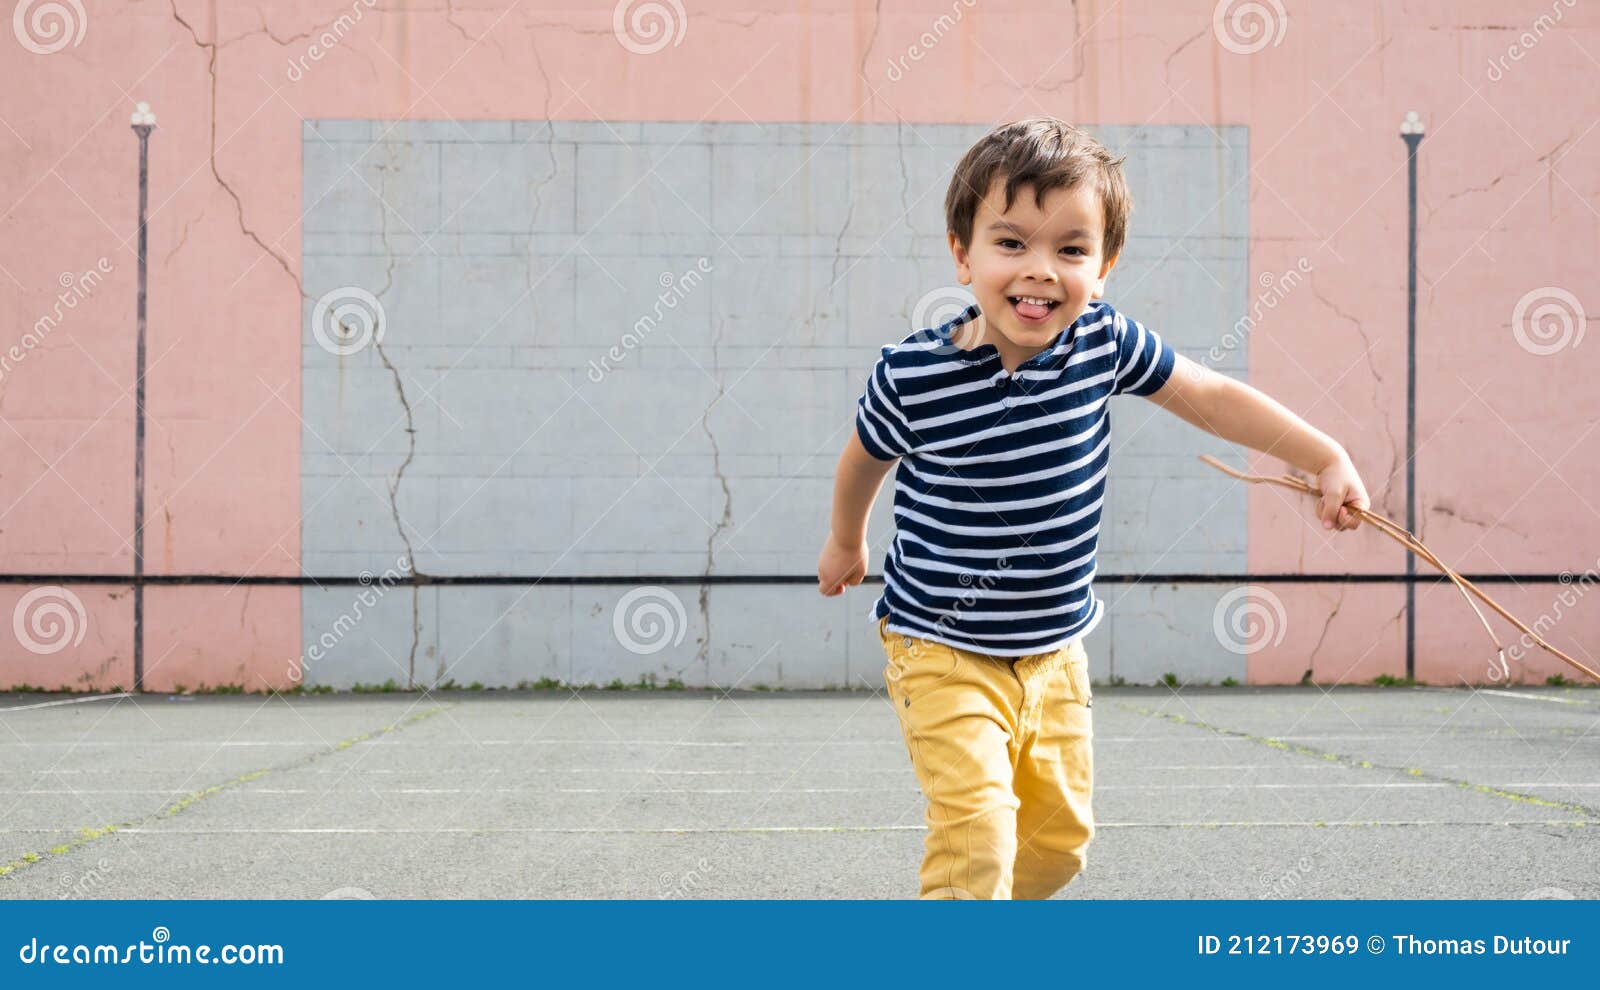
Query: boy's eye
997 238 1086 255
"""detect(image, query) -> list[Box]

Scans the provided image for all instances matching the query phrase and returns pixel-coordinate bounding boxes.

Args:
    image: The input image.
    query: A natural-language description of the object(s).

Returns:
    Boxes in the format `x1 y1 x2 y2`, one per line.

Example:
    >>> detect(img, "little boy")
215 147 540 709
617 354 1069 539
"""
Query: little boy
816 118 1371 899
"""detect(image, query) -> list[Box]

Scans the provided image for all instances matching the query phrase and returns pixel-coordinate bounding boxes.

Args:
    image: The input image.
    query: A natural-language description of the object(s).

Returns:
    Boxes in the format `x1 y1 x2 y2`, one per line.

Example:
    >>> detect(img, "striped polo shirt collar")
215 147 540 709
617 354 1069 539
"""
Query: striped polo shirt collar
931 301 1096 379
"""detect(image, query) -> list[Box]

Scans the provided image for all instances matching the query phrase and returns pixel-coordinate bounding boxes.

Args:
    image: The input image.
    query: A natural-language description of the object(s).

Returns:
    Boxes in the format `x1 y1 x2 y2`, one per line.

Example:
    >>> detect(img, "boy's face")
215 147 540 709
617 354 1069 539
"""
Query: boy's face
946 175 1117 366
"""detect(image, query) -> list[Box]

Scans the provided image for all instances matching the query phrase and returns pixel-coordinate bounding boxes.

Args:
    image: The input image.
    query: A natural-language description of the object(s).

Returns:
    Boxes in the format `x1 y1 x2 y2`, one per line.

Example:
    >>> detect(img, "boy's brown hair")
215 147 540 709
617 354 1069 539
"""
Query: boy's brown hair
944 117 1131 262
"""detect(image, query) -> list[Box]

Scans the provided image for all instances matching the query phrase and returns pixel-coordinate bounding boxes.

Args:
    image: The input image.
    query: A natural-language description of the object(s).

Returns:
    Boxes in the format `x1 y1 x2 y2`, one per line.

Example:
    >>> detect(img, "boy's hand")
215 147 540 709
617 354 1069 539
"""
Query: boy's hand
1315 451 1370 532
817 532 870 596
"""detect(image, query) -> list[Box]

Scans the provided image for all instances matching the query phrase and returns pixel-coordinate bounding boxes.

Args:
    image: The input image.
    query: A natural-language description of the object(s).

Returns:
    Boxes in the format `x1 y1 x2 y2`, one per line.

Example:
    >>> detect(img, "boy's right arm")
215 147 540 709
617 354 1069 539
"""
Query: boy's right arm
817 431 897 596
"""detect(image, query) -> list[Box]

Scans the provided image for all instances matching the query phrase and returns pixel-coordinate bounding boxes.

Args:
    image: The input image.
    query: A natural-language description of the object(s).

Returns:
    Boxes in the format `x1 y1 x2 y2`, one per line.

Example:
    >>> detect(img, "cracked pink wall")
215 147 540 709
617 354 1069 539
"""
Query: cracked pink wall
1 0 1596 689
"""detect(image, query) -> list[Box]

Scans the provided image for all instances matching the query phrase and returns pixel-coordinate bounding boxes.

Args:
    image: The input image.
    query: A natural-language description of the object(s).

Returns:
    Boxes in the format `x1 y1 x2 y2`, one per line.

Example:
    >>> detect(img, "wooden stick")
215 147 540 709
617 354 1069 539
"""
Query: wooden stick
1198 454 1599 684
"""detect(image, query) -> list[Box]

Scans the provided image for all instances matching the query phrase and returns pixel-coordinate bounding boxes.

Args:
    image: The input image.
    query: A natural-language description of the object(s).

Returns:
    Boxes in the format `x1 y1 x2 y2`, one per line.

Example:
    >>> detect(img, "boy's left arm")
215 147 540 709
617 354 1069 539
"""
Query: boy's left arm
1147 354 1371 532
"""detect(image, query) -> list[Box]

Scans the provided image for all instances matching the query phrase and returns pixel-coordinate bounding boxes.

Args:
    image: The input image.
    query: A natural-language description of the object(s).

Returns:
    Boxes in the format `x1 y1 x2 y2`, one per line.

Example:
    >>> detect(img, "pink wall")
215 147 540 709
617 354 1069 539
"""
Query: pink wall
2 0 1596 688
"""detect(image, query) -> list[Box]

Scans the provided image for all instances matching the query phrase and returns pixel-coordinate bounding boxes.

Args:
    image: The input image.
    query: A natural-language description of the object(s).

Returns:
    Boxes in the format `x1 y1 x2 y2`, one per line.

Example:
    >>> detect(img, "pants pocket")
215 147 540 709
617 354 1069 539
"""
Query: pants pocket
880 624 962 701
1059 640 1092 708
1070 660 1092 708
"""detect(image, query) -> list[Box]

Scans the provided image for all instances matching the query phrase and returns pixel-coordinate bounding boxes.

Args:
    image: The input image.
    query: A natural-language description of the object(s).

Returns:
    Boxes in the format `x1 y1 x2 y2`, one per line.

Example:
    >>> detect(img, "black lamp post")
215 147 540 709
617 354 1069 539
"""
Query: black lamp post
131 100 155 692
1400 109 1425 682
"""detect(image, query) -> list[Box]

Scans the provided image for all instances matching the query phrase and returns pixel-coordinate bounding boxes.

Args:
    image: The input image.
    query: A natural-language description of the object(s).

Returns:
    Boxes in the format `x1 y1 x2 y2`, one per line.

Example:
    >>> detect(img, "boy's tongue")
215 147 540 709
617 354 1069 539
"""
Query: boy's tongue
1014 298 1052 320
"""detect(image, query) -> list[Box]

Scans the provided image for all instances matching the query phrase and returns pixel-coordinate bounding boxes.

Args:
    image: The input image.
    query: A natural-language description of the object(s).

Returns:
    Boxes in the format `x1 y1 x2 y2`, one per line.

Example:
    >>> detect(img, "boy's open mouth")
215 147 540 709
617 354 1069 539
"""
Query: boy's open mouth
1008 295 1059 324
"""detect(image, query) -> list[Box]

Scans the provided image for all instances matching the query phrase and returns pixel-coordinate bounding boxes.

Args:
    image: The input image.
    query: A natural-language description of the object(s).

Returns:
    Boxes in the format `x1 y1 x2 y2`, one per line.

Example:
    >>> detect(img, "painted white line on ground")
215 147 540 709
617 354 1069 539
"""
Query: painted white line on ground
2 763 1585 776
3 820 1580 835
0 734 1558 747
0 741 324 747
0 693 132 713
35 781 1594 796
1479 689 1594 706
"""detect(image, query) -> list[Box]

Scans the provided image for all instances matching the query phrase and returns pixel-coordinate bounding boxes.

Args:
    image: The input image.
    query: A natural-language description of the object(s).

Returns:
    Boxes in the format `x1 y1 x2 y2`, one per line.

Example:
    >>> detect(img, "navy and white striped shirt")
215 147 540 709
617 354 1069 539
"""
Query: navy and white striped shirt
855 300 1177 656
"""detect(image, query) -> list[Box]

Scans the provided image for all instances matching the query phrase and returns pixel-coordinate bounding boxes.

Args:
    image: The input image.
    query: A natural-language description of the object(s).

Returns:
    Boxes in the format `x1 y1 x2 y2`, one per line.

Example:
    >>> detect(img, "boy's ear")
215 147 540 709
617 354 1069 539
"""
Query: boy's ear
1090 252 1119 300
947 230 972 285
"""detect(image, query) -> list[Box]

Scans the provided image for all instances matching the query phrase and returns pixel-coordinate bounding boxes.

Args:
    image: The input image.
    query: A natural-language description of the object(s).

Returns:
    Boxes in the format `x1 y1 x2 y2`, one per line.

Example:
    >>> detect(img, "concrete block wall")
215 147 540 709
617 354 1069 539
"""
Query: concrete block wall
297 121 1250 688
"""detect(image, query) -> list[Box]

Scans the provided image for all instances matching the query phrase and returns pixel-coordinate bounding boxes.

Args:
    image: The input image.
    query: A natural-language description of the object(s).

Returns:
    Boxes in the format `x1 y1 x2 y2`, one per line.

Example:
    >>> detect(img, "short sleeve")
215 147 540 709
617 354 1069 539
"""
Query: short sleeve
1110 308 1177 397
855 349 916 461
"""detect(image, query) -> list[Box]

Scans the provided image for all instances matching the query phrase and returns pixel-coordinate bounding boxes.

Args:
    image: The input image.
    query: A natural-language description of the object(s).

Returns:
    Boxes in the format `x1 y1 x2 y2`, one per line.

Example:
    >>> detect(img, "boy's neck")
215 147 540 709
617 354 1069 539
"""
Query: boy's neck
958 306 1070 373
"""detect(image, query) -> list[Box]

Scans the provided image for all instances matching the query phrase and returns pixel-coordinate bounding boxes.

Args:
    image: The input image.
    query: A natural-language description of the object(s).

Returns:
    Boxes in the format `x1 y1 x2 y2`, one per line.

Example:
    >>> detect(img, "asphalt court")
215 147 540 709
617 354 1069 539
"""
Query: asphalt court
0 685 1595 899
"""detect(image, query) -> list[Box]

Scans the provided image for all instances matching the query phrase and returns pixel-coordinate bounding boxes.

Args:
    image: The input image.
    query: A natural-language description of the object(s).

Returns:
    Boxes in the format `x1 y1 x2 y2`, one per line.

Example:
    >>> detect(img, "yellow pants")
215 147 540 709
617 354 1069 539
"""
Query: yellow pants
878 615 1095 900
